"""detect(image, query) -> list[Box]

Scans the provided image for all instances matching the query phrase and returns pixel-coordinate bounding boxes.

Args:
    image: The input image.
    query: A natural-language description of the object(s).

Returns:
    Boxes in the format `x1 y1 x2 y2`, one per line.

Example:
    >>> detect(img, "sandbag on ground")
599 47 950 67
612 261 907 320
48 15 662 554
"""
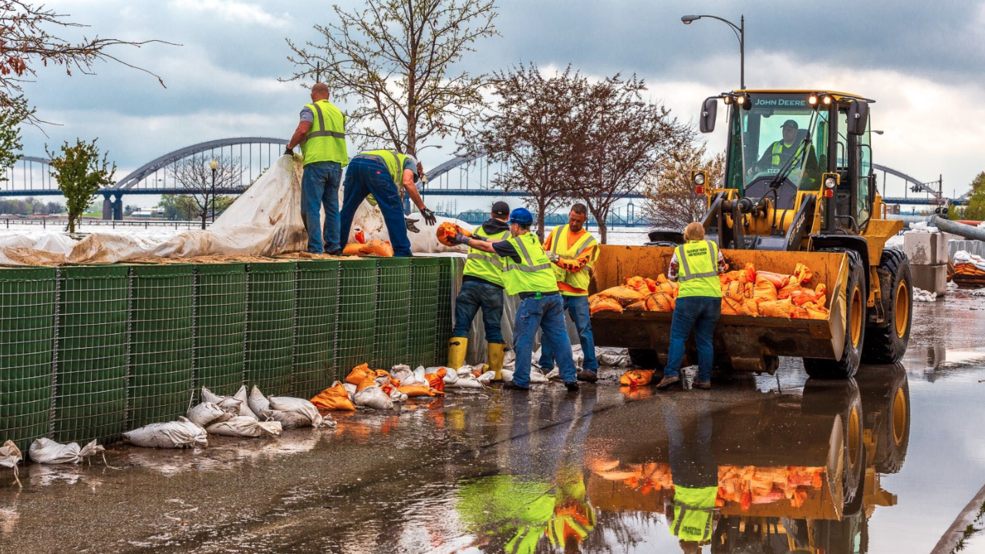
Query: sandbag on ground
29 438 105 465
206 416 282 438
310 382 357 411
124 417 209 449
187 402 233 428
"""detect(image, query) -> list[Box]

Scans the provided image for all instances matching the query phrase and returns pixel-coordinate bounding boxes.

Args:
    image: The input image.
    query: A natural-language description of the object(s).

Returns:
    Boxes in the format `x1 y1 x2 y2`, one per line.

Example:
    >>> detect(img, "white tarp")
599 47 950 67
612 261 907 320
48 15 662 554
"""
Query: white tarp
0 154 469 265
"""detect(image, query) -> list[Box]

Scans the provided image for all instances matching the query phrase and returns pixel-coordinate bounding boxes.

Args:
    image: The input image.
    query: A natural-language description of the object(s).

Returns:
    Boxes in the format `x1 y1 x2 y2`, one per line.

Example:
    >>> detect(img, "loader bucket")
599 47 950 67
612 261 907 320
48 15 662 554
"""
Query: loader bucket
590 245 851 372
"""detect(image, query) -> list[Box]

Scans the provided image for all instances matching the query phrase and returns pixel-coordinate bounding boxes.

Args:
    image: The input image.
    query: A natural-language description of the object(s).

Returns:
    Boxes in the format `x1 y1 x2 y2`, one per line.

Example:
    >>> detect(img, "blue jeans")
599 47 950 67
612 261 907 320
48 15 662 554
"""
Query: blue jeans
513 294 578 388
539 294 598 373
301 161 342 254
339 158 412 257
453 280 505 343
663 296 721 382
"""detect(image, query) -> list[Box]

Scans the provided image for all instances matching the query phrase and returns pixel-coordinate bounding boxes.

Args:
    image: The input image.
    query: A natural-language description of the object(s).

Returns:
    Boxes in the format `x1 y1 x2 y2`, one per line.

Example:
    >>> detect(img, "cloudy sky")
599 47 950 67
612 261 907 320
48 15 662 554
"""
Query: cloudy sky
18 0 985 203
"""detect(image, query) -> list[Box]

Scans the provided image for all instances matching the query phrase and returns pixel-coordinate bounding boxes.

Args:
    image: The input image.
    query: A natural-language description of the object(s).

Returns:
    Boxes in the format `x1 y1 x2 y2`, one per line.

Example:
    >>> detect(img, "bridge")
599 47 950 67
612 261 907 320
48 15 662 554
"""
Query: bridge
1 141 965 221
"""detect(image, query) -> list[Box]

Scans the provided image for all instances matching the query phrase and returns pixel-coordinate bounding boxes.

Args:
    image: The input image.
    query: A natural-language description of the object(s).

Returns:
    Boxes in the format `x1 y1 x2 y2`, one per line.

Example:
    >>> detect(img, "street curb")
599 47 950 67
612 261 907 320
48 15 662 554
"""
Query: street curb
931 481 985 554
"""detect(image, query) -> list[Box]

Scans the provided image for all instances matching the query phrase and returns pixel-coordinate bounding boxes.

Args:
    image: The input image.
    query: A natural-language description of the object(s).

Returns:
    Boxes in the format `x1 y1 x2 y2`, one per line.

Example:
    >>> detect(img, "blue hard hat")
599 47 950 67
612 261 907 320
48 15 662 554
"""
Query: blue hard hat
509 207 533 226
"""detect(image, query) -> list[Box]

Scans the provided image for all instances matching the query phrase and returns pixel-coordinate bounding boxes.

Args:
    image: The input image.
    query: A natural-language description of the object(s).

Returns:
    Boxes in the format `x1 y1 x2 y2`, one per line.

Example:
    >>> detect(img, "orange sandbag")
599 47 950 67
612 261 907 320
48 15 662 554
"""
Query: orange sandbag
619 369 655 386
722 293 759 317
343 240 395 257
654 280 679 297
436 222 472 247
625 300 647 311
425 368 447 392
759 298 795 318
793 263 813 285
752 277 778 304
310 382 357 411
720 263 756 286
590 296 624 314
777 281 801 300
624 276 655 293
644 292 675 312
804 303 830 320
398 385 444 397
757 271 790 289
345 363 376 385
600 286 644 306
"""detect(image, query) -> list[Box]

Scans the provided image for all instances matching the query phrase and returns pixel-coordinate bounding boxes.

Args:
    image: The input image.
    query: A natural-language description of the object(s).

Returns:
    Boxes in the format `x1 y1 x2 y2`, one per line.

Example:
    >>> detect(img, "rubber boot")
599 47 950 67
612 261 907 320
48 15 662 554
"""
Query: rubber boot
488 343 508 381
447 337 468 369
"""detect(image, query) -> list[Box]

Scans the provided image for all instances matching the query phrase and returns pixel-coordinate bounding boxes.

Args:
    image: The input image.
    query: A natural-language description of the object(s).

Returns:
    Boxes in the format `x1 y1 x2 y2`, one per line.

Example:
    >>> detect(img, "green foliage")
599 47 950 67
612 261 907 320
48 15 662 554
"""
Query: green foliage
159 194 198 221
0 98 29 181
47 139 115 233
963 171 985 221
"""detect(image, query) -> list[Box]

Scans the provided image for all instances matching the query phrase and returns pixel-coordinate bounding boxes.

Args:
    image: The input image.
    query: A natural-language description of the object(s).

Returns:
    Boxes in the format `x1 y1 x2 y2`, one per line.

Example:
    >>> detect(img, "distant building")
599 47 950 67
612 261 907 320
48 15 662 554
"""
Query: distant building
130 207 165 219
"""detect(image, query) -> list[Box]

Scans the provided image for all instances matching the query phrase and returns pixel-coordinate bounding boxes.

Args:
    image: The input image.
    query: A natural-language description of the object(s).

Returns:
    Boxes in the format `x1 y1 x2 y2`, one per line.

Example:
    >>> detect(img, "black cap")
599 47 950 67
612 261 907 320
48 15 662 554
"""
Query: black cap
782 119 799 129
492 201 510 217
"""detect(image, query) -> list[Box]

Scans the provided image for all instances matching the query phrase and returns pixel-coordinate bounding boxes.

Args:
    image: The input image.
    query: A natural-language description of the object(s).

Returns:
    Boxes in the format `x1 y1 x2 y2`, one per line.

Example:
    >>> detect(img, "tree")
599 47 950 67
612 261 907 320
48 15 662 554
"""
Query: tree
0 1 169 123
47 139 115 233
467 64 586 239
640 137 724 231
159 194 198 221
167 156 244 229
285 0 498 156
963 171 985 221
0 102 27 180
569 74 684 244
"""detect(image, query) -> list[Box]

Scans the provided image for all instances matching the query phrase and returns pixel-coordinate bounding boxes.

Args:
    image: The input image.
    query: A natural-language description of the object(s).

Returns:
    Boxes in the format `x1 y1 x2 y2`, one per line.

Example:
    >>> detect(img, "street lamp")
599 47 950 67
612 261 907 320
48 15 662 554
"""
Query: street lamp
682 14 745 90
209 158 218 226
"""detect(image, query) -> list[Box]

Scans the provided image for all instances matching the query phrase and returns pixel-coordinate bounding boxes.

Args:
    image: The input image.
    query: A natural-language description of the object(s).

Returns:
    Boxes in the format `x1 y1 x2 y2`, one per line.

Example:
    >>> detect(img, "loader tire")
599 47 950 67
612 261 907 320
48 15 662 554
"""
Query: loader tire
628 349 662 370
804 250 866 379
802 379 864 511
857 364 910 474
862 248 912 364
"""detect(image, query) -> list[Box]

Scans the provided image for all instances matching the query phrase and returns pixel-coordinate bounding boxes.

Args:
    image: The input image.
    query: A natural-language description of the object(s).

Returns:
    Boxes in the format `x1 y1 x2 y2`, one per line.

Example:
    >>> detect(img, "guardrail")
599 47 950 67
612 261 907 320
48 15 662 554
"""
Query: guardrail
0 218 210 230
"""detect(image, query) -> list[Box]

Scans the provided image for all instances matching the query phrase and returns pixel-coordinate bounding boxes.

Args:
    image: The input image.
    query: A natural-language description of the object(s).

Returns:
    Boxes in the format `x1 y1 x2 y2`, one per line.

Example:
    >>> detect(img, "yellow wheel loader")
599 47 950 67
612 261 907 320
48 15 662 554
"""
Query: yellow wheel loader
591 90 912 378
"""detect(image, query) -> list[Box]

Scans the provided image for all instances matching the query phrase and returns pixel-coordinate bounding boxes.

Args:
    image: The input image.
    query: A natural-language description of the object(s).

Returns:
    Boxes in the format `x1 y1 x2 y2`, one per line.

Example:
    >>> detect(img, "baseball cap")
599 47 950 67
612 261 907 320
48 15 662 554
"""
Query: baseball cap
491 201 510 217
782 119 799 129
509 207 533 226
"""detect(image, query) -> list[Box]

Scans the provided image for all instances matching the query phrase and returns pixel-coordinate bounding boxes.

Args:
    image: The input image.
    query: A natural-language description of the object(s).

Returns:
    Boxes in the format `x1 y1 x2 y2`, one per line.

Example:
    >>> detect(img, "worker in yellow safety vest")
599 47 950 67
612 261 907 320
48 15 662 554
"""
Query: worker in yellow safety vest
663 395 719 550
540 203 601 383
450 208 579 391
655 222 726 391
285 83 349 255
749 118 820 189
447 201 512 379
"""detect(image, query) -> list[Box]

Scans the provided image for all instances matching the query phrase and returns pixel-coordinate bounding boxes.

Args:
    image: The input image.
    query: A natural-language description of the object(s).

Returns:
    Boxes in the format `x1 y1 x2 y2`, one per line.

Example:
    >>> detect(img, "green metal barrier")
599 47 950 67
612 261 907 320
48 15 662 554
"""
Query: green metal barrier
373 258 411 370
293 259 339 398
245 261 296 395
336 258 376 373
194 263 247 396
408 258 440 368
433 257 458 366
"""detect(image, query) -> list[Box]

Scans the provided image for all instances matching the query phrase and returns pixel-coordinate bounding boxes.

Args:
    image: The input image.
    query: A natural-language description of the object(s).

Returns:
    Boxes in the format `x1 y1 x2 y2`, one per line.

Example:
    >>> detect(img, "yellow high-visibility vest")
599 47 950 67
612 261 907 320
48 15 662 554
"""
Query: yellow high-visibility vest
301 100 347 166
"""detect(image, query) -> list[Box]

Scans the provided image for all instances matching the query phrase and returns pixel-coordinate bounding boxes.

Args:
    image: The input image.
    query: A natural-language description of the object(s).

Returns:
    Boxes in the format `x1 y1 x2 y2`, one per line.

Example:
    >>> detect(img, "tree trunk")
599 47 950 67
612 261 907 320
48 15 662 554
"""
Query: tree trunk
536 197 547 241
68 215 76 234
597 218 608 245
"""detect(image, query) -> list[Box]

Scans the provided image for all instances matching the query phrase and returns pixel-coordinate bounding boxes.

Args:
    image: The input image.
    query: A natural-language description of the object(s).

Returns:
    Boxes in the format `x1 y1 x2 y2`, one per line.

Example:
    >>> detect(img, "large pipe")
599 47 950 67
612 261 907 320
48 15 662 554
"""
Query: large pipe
926 215 985 241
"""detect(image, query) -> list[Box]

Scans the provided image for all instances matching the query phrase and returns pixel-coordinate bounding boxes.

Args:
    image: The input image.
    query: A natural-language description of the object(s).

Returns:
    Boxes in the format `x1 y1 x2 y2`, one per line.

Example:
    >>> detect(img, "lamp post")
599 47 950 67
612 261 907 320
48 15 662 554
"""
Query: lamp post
682 14 745 90
209 158 218 226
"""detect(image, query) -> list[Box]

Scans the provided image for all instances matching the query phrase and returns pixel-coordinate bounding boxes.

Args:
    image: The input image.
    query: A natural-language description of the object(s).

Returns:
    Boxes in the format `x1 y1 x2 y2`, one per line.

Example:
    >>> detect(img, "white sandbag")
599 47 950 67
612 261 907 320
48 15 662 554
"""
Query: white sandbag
391 364 410 373
206 416 282 438
353 385 394 410
477 370 495 384
124 417 209 449
232 386 258 419
28 438 104 465
268 396 328 428
186 402 232 428
0 440 22 468
261 409 311 429
342 382 357 400
389 388 408 402
597 347 631 367
248 386 271 418
201 386 247 417
428 366 458 385
500 369 548 384
399 366 428 387
447 374 483 389
391 367 414 383
544 369 560 380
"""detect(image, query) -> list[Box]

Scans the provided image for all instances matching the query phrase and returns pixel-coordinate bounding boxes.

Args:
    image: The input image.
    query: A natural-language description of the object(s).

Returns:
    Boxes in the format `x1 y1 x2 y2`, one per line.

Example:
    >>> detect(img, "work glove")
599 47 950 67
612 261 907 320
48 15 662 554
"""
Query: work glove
452 232 469 246
547 252 560 264
405 218 421 233
421 207 437 226
284 147 293 156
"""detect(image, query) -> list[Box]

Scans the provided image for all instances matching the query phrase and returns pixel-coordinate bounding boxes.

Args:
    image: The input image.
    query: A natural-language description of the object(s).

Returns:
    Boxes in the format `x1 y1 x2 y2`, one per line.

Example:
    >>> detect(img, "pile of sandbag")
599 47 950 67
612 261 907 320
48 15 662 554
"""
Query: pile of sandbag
717 465 824 510
952 250 985 287
342 239 395 257
588 459 675 495
590 262 830 320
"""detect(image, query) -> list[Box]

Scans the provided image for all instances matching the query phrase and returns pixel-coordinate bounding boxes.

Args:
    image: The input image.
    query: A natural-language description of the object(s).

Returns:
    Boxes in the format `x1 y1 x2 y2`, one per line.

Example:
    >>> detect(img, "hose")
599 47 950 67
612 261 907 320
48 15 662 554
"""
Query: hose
925 215 985 241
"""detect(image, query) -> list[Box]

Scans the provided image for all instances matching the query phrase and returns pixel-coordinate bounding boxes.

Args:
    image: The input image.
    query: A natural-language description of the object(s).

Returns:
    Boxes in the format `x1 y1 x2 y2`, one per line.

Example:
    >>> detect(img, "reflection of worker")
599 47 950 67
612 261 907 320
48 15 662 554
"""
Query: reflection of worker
663 398 718 549
540 204 601 383
750 120 820 190
285 83 348 254
656 223 725 391
453 208 580 392
339 150 437 257
447 201 512 378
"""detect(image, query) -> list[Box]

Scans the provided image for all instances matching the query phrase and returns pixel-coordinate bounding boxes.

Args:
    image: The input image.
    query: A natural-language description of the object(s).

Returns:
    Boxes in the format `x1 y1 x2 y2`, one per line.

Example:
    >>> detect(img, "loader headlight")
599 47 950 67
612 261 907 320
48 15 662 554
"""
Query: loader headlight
822 172 839 198
691 170 708 195
694 173 706 186
825 177 837 189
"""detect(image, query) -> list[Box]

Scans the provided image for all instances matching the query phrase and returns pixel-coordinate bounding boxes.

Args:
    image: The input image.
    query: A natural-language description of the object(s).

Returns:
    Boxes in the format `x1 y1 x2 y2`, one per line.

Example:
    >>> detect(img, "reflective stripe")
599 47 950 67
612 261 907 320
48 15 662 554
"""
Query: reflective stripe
305 130 346 139
513 234 538 267
504 263 552 273
673 501 715 541
467 252 504 269
677 240 718 282
301 102 347 144
576 237 597 256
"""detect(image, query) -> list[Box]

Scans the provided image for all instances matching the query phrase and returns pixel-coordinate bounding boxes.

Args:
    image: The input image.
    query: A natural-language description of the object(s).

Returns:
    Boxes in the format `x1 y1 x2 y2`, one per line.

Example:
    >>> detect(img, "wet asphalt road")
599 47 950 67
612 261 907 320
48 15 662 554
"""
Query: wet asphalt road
2 294 985 554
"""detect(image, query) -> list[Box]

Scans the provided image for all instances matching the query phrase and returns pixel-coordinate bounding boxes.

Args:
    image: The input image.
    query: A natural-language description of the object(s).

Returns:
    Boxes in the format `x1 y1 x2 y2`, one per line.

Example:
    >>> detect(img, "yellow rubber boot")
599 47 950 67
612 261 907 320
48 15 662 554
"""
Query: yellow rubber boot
447 337 468 369
488 343 508 381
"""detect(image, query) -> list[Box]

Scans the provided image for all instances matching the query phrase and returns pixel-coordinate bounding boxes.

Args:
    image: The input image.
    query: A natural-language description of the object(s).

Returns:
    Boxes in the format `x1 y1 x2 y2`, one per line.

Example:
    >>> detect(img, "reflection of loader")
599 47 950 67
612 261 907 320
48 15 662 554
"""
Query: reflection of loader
584 365 910 553
592 90 912 378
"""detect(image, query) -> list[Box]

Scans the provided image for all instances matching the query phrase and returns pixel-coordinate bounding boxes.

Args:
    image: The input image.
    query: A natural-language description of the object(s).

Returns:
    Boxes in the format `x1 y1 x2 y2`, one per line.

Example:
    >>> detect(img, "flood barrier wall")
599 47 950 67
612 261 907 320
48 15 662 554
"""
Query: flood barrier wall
0 256 458 452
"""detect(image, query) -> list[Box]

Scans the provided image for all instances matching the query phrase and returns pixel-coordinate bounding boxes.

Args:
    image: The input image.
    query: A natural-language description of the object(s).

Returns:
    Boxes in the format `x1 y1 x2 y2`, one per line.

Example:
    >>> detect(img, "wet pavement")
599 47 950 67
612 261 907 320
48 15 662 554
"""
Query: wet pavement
2 297 985 553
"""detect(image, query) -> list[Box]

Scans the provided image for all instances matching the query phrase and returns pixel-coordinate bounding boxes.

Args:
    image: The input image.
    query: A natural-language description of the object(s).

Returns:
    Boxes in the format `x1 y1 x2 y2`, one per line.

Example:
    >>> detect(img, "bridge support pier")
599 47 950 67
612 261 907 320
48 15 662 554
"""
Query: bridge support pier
102 194 123 220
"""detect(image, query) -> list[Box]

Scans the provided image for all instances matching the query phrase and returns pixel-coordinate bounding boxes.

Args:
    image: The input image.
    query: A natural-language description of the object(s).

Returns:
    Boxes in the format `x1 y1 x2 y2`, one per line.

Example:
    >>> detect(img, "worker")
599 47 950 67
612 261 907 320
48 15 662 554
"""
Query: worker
339 150 437 257
663 397 719 549
539 203 600 383
447 201 511 379
749 119 820 189
452 207 580 391
655 222 725 390
285 83 348 255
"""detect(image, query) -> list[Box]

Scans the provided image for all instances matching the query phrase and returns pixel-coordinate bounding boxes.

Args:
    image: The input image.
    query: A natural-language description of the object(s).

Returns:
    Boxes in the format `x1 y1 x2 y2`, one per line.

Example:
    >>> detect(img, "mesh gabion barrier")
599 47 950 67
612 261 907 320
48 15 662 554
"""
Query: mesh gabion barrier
244 261 296 396
336 259 376 374
127 264 195 430
193 263 247 396
433 257 459 366
372 258 411 370
0 267 56 453
407 257 440 368
292 259 339 399
53 265 129 444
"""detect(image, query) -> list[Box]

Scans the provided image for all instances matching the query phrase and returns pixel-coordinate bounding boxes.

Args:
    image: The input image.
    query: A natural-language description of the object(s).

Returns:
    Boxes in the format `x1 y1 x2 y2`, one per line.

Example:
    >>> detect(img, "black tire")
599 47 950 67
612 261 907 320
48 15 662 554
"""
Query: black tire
862 248 912 364
858 364 910 474
802 378 865 511
628 348 662 370
804 250 866 379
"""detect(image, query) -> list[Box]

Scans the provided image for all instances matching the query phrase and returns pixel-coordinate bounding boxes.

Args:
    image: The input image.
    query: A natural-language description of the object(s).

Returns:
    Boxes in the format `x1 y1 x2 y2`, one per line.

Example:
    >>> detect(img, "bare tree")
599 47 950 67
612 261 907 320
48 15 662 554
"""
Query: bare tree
570 75 682 244
167 156 244 229
284 0 498 156
467 64 592 239
0 1 171 124
640 136 725 231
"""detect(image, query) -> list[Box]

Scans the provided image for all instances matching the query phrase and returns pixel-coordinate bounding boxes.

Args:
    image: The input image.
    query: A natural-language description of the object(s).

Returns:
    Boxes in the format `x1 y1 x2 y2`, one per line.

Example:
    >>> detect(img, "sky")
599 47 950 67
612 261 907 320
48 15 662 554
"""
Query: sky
16 0 985 207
